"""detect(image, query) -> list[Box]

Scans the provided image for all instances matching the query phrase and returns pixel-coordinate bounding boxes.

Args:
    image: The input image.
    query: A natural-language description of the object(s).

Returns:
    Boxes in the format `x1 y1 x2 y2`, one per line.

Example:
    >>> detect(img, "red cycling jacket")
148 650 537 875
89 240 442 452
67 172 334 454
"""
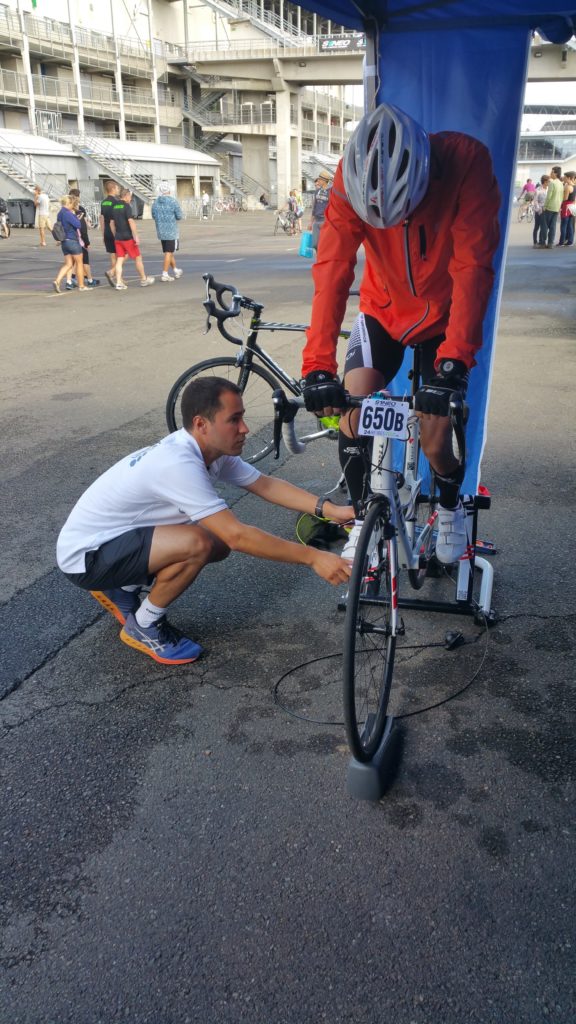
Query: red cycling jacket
302 132 501 377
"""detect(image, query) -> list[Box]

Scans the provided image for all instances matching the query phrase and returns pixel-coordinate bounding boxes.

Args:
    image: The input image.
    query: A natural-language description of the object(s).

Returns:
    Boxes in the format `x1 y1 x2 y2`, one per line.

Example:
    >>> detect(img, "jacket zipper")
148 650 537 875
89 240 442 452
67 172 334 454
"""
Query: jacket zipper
403 219 416 296
399 219 430 343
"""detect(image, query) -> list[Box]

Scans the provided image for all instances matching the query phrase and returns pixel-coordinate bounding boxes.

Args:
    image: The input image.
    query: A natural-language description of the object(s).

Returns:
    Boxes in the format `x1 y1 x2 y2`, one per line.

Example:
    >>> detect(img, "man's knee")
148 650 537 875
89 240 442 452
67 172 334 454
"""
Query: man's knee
187 526 229 565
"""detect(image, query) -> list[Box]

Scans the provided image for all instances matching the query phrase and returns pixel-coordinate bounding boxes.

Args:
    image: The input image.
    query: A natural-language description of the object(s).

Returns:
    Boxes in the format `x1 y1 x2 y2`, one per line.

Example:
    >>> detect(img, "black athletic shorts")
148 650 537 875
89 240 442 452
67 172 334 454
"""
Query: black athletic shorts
343 313 445 385
104 229 116 255
161 239 179 253
63 526 154 591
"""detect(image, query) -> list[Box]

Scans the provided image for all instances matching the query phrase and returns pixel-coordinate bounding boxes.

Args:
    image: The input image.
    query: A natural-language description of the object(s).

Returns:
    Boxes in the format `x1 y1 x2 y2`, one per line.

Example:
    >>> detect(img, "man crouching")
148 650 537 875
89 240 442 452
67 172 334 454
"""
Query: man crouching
57 377 353 665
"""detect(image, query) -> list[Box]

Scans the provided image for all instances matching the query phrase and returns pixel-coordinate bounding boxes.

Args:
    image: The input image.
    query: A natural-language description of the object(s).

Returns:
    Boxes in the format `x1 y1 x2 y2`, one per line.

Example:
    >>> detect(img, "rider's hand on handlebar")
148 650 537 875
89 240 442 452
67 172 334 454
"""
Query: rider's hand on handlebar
414 359 468 417
301 371 347 416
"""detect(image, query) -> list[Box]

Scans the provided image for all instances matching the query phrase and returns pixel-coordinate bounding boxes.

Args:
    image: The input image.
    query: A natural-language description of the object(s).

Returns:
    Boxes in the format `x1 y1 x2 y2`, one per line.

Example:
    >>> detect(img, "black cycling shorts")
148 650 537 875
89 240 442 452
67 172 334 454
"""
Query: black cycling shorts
343 313 445 386
62 526 154 591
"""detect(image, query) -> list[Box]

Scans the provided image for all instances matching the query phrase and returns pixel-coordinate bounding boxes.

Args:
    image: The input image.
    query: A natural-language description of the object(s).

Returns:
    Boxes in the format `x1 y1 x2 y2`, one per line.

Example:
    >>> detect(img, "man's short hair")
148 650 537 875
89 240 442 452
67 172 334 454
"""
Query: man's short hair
181 377 241 430
552 165 562 177
103 179 119 194
120 188 132 200
68 188 81 198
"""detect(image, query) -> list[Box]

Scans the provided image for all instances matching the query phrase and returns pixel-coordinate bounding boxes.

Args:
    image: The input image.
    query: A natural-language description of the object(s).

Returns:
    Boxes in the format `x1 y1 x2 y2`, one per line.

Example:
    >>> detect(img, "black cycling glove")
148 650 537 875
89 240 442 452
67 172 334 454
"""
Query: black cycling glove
302 370 347 413
414 359 469 417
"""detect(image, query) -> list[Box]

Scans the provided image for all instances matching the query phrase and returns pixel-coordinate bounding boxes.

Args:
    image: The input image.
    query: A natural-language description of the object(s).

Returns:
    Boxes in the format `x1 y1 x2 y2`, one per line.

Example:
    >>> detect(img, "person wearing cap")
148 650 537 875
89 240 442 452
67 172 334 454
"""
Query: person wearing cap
301 102 500 566
151 182 184 283
308 171 333 253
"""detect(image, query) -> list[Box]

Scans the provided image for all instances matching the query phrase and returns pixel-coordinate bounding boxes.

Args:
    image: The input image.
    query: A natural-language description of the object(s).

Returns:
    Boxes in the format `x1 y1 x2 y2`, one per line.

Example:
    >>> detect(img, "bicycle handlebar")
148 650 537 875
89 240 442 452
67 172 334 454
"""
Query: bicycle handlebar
203 273 264 345
272 389 467 467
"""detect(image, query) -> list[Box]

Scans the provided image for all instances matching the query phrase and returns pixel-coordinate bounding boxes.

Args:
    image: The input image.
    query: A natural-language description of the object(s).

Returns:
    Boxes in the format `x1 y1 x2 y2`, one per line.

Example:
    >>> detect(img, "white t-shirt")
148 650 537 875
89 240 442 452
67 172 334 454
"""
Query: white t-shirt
36 192 50 216
57 429 260 573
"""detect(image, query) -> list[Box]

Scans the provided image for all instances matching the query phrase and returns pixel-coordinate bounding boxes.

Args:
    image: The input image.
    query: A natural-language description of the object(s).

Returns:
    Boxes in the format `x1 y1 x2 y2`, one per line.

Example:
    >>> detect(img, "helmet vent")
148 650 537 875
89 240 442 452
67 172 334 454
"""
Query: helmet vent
388 121 397 157
397 149 410 179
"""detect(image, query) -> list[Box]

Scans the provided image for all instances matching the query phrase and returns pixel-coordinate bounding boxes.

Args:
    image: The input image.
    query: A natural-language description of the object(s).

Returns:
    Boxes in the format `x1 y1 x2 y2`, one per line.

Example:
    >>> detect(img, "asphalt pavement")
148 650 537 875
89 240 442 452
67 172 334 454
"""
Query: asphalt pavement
0 212 574 1024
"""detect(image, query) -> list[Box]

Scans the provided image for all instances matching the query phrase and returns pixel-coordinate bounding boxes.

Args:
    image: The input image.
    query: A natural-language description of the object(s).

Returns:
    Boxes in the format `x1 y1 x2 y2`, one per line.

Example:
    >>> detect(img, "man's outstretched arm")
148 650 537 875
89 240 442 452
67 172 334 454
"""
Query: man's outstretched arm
199 506 351 586
246 475 354 525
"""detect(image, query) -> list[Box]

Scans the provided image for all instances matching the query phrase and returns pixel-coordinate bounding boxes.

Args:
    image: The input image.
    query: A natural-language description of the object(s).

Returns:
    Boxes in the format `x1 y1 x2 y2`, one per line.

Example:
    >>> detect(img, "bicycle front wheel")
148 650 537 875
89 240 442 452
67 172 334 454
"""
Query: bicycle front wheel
343 499 397 762
165 356 280 464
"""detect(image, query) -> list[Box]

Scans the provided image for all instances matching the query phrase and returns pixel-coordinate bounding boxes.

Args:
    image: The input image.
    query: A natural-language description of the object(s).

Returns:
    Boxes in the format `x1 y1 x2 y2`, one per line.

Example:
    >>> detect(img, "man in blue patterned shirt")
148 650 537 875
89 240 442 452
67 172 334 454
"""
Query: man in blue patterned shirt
151 182 184 282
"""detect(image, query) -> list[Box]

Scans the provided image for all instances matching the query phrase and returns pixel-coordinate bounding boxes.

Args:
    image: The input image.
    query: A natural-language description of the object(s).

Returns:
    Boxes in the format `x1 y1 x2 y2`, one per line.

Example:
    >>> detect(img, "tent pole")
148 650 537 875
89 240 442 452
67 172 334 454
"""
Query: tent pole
363 20 379 112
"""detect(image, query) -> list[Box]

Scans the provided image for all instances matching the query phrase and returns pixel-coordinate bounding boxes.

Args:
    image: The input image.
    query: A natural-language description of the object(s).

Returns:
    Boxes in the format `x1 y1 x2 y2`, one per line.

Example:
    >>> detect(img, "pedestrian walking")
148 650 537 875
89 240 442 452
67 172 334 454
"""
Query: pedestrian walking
99 179 120 286
110 188 155 290
52 195 87 293
67 189 100 289
201 190 210 219
151 182 184 283
34 184 52 247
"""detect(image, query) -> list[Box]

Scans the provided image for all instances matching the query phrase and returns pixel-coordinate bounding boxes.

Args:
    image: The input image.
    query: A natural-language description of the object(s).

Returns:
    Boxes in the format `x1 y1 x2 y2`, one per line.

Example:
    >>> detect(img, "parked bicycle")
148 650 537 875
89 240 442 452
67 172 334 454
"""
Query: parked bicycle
274 209 297 236
166 274 351 464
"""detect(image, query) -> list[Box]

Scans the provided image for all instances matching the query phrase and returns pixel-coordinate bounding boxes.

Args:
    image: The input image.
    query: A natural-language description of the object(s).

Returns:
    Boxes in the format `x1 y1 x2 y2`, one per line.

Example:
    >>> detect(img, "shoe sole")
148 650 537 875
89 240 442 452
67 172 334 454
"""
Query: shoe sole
90 590 129 625
119 629 201 664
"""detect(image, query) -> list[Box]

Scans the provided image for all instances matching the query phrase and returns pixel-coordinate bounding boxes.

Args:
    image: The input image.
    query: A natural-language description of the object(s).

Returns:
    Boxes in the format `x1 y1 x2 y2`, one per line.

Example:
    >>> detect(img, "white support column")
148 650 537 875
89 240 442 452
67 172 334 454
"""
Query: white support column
109 0 126 141
146 0 161 145
67 0 85 133
275 88 292 204
16 0 36 133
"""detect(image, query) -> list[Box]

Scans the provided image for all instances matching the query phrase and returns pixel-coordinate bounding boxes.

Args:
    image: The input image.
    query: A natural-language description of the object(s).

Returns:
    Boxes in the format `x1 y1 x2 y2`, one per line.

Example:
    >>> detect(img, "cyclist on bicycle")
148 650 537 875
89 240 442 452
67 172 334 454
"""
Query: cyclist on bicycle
301 102 501 565
518 178 536 204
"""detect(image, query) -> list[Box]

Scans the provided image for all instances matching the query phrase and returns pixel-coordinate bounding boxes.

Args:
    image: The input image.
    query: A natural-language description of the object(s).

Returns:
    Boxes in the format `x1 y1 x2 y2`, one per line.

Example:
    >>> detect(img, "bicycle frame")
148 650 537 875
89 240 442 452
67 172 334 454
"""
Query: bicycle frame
367 413 437 635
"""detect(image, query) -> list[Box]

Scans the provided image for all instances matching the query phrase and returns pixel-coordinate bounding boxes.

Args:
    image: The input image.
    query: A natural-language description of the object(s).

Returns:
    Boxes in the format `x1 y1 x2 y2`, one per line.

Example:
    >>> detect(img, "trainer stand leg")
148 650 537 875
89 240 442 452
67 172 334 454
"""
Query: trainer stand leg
346 718 403 801
470 555 495 623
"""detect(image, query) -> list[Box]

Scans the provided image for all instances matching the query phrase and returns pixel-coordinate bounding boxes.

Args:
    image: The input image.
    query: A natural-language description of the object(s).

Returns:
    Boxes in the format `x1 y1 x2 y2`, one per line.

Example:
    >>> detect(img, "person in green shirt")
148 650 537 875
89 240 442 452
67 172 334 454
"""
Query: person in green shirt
541 166 564 247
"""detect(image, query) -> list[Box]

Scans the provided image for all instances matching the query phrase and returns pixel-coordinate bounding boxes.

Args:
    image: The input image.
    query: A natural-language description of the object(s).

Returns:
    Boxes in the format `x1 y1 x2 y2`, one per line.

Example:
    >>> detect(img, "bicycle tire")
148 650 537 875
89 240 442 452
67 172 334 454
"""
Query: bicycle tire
165 356 280 464
343 499 397 762
274 217 282 236
527 206 534 223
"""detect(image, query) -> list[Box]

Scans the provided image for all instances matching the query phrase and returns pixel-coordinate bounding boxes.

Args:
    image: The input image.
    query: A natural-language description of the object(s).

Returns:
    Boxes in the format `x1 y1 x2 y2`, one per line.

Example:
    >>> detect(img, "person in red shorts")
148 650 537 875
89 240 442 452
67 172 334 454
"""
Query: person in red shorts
110 188 155 290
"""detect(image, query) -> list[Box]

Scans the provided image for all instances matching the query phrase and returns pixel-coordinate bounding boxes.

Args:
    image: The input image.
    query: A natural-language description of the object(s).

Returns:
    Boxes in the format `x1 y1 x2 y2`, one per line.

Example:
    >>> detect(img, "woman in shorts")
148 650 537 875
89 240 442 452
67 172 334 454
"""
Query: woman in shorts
52 195 86 293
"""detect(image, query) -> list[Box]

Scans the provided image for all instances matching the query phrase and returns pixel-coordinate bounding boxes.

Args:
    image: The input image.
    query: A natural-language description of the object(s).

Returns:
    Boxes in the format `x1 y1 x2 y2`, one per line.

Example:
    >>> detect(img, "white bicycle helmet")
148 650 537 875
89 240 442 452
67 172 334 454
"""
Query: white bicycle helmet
343 102 430 228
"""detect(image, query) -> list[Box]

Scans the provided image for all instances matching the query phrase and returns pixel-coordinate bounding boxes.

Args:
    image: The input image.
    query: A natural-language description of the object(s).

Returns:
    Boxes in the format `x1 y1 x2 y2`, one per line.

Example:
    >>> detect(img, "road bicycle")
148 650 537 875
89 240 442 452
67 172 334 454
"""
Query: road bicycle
517 200 534 223
272 363 494 766
165 273 350 464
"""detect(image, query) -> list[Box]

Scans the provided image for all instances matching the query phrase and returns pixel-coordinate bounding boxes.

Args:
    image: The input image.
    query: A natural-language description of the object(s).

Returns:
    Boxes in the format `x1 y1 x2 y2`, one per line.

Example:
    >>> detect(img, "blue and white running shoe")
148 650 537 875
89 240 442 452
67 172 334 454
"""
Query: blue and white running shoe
119 614 203 665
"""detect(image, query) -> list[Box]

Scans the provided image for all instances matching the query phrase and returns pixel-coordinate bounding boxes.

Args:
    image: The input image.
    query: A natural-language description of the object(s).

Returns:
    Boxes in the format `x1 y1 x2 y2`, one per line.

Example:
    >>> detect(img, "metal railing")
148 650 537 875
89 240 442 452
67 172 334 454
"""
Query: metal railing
0 132 67 198
177 32 365 61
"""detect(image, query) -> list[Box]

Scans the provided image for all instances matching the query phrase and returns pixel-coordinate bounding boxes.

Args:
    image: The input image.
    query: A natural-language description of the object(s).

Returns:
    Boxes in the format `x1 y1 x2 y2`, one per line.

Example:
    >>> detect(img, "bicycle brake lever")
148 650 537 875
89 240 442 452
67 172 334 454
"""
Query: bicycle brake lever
272 388 287 460
203 316 212 336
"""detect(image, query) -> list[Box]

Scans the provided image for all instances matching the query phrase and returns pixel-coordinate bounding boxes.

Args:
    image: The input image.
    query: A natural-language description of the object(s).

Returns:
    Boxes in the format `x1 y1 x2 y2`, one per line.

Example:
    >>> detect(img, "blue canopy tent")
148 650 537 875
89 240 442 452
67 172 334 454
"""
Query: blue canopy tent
297 2 575 493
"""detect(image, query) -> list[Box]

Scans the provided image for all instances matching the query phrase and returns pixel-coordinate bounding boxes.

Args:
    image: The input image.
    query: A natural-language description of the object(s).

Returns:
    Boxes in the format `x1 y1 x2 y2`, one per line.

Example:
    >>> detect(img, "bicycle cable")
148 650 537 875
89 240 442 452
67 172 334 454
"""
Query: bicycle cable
272 595 491 727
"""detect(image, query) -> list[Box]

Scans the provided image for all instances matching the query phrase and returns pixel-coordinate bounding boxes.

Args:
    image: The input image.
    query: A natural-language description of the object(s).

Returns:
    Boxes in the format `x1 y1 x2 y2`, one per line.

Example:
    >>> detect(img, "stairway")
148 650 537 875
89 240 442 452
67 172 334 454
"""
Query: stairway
0 136 66 198
194 0 308 43
42 129 159 204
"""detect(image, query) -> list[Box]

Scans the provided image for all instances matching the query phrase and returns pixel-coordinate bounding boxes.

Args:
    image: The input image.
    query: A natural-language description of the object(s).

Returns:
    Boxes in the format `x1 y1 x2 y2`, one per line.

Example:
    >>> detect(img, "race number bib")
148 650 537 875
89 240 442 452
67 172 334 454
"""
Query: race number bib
358 397 410 440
